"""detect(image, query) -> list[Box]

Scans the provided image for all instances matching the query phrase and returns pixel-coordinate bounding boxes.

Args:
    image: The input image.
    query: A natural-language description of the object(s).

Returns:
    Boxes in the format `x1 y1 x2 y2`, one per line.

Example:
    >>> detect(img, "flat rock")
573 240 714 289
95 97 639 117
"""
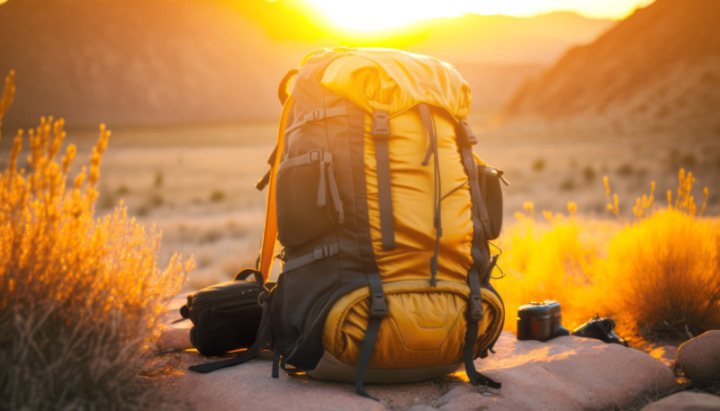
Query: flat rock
147 331 678 410
646 345 678 368
676 330 720 385
157 321 193 352
641 392 720 411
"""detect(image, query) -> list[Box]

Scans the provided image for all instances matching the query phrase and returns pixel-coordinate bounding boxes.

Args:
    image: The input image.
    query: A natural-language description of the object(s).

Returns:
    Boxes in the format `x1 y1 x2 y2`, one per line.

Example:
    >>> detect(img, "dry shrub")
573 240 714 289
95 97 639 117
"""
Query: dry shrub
495 202 612 330
497 169 720 342
0 71 194 409
595 209 720 340
593 170 719 339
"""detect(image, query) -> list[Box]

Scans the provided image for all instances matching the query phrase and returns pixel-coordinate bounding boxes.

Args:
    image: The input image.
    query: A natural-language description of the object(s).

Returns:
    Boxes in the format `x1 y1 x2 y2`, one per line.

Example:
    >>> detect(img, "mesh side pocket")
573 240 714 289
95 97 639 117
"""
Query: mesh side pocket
277 150 341 247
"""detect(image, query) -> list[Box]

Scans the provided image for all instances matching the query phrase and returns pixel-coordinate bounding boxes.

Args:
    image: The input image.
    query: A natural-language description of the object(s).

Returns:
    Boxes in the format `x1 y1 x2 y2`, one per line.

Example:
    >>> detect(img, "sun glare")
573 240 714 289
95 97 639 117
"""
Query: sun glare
302 0 655 31
301 0 468 31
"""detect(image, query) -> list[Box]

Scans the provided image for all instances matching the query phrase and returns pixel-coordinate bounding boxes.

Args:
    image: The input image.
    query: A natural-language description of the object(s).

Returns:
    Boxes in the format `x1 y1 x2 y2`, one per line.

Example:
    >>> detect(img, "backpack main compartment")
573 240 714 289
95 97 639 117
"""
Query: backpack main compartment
265 47 505 389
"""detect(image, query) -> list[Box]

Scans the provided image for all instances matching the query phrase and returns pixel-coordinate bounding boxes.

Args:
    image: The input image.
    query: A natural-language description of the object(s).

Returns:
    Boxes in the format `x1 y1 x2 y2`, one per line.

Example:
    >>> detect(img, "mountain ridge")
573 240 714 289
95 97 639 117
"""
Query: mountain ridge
0 0 613 126
498 0 720 136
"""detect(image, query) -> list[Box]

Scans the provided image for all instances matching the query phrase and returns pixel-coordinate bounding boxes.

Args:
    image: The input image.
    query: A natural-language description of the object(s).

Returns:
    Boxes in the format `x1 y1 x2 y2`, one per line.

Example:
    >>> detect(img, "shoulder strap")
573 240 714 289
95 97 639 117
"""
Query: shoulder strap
456 117 502 389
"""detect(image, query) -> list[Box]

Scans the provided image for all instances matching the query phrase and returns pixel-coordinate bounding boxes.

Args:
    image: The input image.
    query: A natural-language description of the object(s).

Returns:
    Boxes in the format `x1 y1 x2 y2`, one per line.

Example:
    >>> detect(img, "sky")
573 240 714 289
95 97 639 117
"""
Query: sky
301 0 656 31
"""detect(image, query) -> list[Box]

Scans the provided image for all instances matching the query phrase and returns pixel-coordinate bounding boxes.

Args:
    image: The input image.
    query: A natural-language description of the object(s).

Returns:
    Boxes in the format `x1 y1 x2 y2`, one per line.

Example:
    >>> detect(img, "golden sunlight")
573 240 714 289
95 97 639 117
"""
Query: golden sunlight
302 0 655 31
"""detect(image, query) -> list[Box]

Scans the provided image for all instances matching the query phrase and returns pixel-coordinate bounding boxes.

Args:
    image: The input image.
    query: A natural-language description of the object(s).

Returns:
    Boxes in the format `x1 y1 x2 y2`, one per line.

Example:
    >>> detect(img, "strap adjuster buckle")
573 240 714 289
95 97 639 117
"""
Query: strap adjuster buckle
372 110 390 138
313 245 332 259
369 293 388 318
308 149 321 163
469 294 484 321
307 109 323 122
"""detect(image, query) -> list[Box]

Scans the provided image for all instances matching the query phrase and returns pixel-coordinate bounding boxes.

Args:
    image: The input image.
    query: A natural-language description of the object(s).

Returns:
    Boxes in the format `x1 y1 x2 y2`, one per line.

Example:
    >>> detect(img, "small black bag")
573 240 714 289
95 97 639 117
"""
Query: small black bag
517 300 570 341
180 269 270 357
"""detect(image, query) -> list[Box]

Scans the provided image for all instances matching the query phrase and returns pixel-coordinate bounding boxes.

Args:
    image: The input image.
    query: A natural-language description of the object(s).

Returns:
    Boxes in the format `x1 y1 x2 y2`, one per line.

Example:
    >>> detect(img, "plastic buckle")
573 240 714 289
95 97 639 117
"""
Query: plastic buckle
372 111 390 137
308 149 321 163
308 109 323 122
313 244 333 260
369 292 388 318
469 294 484 321
313 245 330 259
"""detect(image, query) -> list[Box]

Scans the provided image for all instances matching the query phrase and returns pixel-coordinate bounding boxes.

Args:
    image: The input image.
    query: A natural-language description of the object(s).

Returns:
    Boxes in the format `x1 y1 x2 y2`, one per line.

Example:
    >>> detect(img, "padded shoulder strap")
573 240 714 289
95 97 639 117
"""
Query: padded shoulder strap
259 96 293 282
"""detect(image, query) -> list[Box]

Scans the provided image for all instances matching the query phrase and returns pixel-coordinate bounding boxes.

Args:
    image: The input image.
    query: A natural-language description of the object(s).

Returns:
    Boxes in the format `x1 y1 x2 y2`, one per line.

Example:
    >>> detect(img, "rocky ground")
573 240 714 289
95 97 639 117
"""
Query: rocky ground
145 297 720 410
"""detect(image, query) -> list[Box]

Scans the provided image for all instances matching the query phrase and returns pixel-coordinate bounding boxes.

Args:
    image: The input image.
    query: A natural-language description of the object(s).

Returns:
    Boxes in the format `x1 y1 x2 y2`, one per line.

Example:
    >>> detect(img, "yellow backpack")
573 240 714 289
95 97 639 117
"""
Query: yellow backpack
195 47 506 399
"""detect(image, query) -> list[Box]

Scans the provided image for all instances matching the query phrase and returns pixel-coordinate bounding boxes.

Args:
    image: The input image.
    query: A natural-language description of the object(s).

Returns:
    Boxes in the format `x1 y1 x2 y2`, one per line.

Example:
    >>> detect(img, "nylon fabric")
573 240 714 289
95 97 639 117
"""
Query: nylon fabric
364 109 473 283
301 48 471 118
322 280 503 370
265 48 505 391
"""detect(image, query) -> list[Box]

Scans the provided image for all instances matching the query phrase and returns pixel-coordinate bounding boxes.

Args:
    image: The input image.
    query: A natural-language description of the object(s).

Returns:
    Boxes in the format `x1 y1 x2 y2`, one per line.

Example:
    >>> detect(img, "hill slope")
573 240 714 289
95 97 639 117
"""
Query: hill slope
499 0 720 136
0 0 612 126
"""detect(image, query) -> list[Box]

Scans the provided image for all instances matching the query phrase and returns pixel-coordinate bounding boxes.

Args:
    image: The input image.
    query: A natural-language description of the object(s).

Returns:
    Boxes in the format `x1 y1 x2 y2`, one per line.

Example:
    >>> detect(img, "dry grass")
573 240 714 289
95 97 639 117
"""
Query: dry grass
0 71 194 409
496 169 720 343
594 171 720 340
495 203 616 331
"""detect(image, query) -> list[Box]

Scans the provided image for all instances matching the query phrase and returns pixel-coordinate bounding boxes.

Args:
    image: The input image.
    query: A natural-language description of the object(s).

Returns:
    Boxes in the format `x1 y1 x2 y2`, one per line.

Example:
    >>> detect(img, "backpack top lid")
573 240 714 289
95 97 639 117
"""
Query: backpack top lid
301 47 472 119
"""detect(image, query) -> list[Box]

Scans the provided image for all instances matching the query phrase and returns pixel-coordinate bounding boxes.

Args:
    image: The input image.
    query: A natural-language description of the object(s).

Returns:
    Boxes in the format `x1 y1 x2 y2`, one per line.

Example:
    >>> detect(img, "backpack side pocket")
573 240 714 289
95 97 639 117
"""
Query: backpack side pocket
477 165 506 240
276 150 343 247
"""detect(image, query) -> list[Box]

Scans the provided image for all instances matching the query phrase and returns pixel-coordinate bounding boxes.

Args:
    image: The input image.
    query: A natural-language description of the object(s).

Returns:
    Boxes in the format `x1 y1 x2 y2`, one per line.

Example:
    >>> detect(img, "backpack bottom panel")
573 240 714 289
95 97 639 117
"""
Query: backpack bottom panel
307 350 462 383
320 279 503 372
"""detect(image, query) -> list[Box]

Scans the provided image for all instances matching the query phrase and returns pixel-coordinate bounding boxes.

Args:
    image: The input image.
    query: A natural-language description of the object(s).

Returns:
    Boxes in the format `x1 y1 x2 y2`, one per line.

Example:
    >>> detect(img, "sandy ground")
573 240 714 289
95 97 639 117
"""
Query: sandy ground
3 118 718 291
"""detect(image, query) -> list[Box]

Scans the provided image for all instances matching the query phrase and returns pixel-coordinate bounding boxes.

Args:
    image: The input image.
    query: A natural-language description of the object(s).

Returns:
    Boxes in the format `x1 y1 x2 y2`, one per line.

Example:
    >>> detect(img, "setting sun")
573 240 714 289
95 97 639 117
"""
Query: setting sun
301 0 655 31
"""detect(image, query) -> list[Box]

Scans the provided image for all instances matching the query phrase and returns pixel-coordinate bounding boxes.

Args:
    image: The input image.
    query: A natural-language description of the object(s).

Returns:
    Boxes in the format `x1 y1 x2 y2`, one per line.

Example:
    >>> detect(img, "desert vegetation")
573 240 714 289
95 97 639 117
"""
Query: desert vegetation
495 169 720 342
0 72 194 409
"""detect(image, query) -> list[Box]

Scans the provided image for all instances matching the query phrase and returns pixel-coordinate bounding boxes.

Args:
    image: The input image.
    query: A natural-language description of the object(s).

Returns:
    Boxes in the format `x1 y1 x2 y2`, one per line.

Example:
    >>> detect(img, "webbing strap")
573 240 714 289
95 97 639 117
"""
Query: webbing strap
418 104 442 287
463 317 502 389
463 270 500 389
255 145 278 191
272 352 280 379
372 110 395 251
477 167 491 237
284 106 348 135
277 150 332 172
281 243 339 272
467 267 484 322
456 122 488 277
455 117 501 389
355 273 387 400
462 265 484 383
327 164 345 224
189 299 272 373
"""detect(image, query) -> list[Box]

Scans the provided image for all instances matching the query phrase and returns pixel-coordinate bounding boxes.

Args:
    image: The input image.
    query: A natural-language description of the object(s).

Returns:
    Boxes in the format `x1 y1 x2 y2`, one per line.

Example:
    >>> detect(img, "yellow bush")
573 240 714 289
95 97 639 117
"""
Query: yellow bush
496 203 615 331
0 71 194 409
498 170 720 342
595 209 720 339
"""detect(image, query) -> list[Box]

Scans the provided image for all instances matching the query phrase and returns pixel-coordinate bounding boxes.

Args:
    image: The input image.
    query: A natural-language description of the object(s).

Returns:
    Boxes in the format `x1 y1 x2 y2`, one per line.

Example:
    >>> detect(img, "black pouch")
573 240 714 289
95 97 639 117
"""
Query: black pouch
477 165 507 240
180 269 271 357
